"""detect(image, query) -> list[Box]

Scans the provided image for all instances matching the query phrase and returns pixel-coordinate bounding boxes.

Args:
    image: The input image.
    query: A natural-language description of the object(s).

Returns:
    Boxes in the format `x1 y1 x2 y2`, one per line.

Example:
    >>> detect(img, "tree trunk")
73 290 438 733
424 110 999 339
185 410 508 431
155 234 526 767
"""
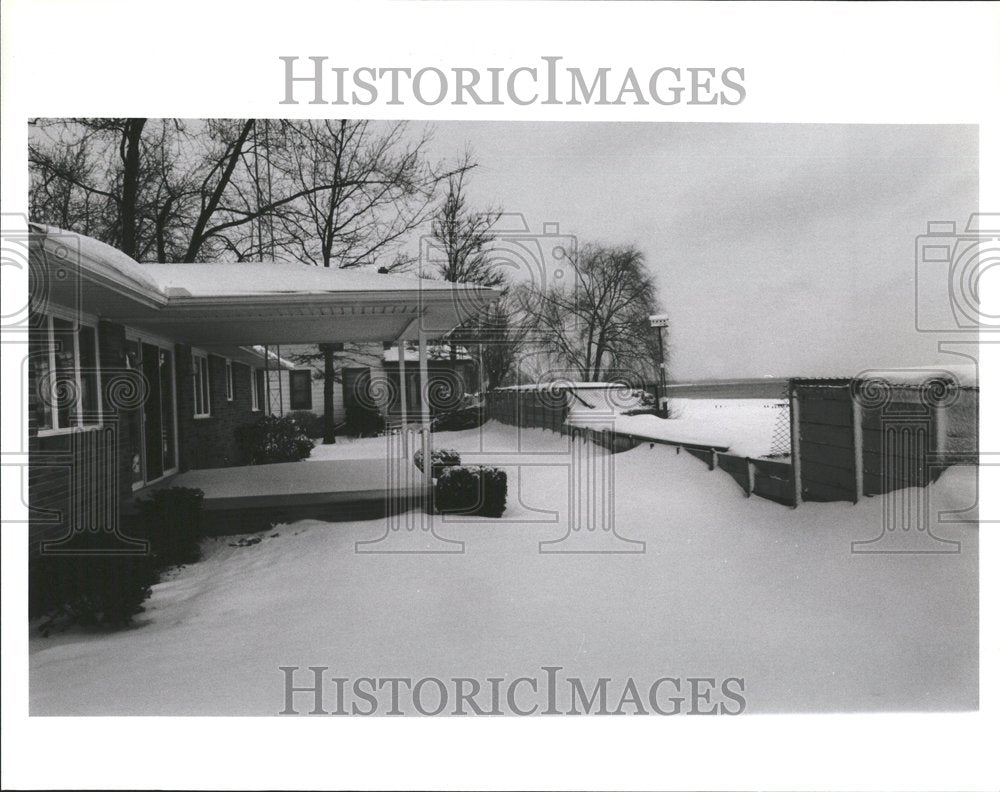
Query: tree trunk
119 119 146 259
321 343 337 444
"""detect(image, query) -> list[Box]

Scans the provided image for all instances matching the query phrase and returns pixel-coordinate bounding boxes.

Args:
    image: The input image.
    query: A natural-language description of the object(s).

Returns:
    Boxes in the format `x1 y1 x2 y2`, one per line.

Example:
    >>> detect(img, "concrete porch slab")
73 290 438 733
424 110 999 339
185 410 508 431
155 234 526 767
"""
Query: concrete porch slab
148 457 426 512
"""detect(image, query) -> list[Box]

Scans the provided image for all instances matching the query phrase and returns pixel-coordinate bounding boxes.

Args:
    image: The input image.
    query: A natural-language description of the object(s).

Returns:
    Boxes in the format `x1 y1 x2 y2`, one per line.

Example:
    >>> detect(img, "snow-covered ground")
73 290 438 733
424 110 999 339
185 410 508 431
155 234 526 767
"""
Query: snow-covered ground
30 422 977 715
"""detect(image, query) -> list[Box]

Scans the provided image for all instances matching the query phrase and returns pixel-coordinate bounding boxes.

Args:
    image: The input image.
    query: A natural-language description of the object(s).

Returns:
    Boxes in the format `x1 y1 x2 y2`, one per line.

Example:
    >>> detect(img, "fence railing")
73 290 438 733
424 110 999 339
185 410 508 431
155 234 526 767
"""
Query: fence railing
486 376 977 509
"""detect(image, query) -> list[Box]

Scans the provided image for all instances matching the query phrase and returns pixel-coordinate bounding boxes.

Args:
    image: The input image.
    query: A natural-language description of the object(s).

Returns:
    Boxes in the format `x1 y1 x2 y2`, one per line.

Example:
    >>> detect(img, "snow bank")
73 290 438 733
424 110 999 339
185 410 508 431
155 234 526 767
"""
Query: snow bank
571 398 789 458
30 422 977 715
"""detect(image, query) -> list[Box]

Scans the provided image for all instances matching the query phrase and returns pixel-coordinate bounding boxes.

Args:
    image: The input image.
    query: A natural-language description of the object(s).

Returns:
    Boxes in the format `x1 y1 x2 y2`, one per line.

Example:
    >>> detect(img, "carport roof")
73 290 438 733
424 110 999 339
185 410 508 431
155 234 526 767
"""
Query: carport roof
31 225 500 345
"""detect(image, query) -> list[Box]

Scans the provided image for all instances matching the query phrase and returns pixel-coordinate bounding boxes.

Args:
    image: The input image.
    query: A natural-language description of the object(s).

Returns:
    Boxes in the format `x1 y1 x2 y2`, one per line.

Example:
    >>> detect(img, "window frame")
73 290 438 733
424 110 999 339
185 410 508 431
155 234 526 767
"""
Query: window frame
192 351 212 418
35 310 104 437
251 368 262 412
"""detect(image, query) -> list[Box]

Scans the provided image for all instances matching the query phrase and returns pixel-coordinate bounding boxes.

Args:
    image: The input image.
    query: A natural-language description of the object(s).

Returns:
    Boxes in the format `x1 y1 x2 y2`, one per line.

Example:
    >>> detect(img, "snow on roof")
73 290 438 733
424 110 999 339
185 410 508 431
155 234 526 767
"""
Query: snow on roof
249 345 296 370
32 224 165 298
140 262 467 298
31 224 487 300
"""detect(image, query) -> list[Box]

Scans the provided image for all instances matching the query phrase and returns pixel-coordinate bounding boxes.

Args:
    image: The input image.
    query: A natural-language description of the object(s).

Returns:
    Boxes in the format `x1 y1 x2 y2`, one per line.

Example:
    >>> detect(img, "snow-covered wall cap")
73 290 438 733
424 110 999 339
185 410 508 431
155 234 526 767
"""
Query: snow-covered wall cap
31 223 166 299
859 365 978 389
249 345 296 370
495 382 648 391
383 345 471 363
792 365 978 389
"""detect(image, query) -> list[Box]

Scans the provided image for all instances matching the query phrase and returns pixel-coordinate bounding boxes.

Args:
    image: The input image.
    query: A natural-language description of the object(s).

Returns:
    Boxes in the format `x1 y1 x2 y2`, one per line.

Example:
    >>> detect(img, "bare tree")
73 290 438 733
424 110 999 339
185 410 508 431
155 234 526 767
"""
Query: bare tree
524 243 661 385
425 156 505 379
428 157 503 287
271 120 455 443
29 118 463 443
478 286 533 389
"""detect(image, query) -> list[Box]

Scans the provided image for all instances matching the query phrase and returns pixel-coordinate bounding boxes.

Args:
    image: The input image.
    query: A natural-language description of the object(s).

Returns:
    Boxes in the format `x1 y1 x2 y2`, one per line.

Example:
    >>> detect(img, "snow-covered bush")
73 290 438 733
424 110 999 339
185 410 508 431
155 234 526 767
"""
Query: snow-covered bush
288 410 323 439
431 405 485 432
137 487 205 567
413 447 461 477
434 465 507 518
30 553 158 633
235 415 313 464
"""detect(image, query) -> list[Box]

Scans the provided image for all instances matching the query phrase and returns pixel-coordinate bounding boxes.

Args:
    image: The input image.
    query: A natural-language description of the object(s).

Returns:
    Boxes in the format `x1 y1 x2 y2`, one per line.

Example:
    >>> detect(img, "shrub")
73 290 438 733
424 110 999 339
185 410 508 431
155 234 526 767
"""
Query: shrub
30 553 158 632
235 414 313 464
435 465 507 518
344 405 385 437
29 487 208 634
431 405 485 433
137 487 206 567
413 447 461 477
288 410 324 439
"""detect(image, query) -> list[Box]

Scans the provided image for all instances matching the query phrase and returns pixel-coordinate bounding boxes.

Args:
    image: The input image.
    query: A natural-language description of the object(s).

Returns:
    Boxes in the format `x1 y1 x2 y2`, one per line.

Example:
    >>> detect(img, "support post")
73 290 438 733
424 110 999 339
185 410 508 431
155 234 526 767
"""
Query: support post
418 331 431 511
398 341 408 444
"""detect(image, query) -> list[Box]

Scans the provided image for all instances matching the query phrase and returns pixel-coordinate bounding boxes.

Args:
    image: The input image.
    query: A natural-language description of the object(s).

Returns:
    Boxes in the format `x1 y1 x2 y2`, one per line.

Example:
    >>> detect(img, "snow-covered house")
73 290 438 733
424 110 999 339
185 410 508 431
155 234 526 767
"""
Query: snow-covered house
25 225 499 545
262 342 479 430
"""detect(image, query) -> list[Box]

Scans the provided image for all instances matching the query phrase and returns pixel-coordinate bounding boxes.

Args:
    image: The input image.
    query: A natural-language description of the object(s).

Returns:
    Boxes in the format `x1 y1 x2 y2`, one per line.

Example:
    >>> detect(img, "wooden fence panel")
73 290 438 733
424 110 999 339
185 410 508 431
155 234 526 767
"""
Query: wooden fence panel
751 469 795 506
793 383 858 503
716 453 751 495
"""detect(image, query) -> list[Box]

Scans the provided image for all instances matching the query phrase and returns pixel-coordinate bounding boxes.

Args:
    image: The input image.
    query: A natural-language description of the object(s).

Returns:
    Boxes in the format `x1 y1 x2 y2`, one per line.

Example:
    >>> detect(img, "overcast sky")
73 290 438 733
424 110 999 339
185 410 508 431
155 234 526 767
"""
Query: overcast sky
424 122 978 381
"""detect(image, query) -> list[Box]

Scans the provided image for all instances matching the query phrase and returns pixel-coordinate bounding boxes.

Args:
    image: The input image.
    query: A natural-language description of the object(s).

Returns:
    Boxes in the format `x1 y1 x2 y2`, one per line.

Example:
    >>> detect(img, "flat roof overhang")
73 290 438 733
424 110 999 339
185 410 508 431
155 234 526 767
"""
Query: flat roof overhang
113 289 497 346
34 244 500 345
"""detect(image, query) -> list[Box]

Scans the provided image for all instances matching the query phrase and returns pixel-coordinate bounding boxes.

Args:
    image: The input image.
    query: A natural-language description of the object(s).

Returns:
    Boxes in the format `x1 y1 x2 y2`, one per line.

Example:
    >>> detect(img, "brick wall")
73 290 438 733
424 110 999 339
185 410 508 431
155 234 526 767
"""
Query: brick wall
175 345 261 471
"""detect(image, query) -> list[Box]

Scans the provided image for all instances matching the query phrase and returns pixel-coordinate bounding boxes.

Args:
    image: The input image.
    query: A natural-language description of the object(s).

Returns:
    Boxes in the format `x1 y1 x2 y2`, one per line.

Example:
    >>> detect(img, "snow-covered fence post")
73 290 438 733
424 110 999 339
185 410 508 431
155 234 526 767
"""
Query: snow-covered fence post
789 380 802 508
745 457 755 499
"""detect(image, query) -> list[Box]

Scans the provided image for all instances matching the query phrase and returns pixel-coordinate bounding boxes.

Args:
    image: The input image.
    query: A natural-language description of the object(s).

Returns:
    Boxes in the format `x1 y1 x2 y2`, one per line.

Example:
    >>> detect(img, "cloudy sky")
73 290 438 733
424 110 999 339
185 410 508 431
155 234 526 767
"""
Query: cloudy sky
425 122 978 381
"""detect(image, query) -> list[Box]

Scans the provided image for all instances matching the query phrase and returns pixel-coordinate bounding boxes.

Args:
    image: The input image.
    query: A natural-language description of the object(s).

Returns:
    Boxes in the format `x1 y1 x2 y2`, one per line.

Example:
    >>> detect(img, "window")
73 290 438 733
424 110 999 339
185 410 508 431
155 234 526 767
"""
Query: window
225 359 234 401
193 353 211 417
31 314 102 432
252 368 266 412
289 370 312 410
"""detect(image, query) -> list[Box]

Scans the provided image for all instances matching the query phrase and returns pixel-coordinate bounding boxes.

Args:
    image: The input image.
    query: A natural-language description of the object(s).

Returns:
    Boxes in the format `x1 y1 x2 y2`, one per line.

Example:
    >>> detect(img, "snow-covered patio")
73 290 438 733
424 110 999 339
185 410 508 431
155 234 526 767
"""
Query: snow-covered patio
29 422 978 715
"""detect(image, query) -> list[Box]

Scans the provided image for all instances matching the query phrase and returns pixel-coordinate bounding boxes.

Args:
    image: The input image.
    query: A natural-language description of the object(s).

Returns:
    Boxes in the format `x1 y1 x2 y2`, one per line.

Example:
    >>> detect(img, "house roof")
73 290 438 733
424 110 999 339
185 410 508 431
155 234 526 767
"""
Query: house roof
30 225 501 346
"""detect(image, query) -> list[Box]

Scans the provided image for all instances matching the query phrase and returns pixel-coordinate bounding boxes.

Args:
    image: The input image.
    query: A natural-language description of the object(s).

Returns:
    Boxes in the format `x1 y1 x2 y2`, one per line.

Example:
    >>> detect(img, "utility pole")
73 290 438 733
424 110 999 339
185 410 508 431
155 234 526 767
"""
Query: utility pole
649 314 669 415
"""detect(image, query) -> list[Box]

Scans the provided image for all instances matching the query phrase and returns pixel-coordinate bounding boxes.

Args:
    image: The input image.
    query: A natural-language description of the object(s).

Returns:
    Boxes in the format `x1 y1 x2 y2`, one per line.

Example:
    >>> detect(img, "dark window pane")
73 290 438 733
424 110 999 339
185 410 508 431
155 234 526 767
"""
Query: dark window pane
142 342 163 480
125 340 144 484
51 317 76 429
30 323 53 431
78 325 99 424
289 370 312 410
160 349 176 471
